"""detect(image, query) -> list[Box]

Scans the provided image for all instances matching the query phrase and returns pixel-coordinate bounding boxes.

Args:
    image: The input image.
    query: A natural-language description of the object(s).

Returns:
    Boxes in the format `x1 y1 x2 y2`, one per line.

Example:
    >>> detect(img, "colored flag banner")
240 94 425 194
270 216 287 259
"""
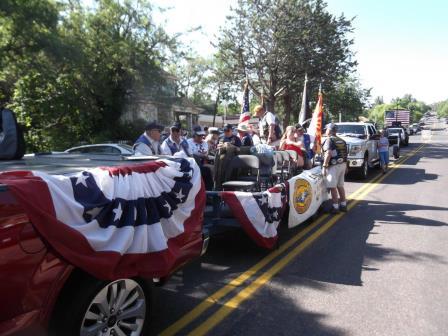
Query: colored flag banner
238 80 251 125
0 158 205 280
308 90 324 154
288 166 328 228
222 184 288 249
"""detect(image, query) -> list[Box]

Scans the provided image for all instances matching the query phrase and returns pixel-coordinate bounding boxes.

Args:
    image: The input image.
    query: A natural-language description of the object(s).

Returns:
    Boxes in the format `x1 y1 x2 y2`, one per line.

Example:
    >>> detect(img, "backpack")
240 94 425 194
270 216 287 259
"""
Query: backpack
0 109 26 160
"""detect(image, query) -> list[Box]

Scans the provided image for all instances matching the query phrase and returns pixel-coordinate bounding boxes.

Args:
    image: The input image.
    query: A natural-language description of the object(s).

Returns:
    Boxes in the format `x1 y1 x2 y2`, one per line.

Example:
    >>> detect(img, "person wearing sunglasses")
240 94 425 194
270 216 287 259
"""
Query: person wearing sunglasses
161 122 190 156
133 120 164 156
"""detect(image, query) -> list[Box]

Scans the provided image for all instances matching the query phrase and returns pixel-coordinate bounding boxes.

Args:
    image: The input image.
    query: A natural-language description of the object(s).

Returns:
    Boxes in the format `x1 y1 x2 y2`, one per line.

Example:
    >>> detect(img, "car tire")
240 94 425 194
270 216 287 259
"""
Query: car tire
357 155 369 179
51 273 151 336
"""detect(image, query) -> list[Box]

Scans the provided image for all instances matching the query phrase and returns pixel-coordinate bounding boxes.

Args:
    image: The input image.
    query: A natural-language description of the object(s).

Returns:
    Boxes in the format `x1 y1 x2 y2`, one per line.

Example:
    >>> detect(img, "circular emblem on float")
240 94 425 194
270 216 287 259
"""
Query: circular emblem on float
293 179 312 214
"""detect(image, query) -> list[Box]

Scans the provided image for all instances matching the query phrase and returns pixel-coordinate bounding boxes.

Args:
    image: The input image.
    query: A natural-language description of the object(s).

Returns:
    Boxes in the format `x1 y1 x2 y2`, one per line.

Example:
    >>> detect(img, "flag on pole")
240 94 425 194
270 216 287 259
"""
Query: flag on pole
238 80 251 126
298 73 309 126
308 87 324 154
0 158 205 280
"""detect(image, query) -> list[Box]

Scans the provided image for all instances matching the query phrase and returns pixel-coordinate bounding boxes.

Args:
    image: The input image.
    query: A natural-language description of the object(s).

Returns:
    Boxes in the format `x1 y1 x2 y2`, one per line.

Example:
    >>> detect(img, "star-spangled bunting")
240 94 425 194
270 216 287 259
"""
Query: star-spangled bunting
222 184 288 249
0 158 206 280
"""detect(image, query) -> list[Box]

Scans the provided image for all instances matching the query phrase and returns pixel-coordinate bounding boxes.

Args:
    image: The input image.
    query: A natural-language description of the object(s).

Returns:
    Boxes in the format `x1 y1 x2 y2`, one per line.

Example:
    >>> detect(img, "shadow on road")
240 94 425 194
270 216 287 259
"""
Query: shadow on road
280 200 447 289
147 141 448 335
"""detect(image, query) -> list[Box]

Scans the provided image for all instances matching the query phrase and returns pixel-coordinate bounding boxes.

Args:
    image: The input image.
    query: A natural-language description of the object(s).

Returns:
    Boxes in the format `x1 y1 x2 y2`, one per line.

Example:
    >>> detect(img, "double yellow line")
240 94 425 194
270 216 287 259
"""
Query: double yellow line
161 144 425 336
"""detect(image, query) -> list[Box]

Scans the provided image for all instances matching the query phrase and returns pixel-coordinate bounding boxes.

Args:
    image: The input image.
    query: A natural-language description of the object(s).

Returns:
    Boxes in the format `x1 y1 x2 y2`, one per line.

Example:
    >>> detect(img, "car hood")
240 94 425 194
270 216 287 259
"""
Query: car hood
337 135 365 145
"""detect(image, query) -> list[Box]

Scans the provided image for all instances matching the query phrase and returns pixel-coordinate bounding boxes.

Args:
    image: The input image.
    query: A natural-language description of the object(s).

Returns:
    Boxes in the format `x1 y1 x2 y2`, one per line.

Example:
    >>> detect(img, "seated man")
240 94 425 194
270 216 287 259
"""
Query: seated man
205 127 220 158
133 120 164 155
188 125 213 190
187 125 209 163
237 123 254 147
160 122 191 156
218 123 242 148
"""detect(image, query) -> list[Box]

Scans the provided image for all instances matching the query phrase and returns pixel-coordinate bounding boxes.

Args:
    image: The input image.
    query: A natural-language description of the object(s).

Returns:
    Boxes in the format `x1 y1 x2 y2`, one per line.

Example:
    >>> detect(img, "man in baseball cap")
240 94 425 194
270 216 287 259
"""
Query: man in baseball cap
133 120 164 155
160 122 190 156
218 123 242 148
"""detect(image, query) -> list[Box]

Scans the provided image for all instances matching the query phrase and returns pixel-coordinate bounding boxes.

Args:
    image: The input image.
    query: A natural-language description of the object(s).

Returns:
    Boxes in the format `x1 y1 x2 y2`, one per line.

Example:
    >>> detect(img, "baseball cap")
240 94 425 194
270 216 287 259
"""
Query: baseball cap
252 105 264 117
145 121 164 131
223 123 233 131
208 127 219 134
170 122 182 131
192 125 206 136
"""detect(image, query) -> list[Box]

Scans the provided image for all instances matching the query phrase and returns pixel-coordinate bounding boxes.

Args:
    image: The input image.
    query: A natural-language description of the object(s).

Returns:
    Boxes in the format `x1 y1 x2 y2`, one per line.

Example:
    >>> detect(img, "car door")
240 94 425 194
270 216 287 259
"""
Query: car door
366 125 377 164
370 125 379 161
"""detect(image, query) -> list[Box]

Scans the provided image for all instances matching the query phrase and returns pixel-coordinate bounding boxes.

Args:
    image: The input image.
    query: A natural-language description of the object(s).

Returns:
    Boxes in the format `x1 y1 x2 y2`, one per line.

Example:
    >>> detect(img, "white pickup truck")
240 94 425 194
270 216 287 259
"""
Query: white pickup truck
334 122 380 179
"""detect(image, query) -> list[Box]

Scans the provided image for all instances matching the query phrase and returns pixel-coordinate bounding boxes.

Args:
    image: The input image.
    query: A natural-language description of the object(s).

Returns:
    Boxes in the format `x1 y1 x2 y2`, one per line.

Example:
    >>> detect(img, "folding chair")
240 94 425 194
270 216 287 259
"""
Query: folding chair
222 155 260 191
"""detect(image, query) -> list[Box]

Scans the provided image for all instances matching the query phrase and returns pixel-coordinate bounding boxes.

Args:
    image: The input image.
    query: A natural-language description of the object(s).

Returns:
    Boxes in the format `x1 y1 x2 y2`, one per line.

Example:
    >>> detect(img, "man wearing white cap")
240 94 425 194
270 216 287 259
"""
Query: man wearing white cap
187 125 209 161
237 123 254 147
133 120 164 156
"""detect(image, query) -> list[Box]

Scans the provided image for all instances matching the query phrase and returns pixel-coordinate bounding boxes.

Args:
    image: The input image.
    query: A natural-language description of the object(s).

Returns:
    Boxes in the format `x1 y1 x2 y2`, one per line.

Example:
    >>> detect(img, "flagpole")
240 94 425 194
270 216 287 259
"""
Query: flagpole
298 73 309 126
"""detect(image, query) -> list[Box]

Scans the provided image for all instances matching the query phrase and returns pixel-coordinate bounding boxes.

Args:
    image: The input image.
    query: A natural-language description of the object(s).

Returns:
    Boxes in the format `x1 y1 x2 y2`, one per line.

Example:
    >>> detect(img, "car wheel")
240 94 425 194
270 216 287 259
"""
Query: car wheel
51 276 150 336
357 156 369 179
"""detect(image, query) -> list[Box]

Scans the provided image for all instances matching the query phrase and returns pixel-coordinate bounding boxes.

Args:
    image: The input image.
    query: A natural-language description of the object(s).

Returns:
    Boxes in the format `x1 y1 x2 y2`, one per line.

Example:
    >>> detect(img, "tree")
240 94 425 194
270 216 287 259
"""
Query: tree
435 99 448 117
215 0 356 126
366 94 431 128
1 0 176 151
391 94 430 123
324 76 371 122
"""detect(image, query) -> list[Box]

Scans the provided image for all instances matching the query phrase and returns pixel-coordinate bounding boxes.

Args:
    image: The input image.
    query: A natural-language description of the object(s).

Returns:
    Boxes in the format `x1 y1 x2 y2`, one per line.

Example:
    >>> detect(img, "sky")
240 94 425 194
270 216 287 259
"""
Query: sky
150 0 448 105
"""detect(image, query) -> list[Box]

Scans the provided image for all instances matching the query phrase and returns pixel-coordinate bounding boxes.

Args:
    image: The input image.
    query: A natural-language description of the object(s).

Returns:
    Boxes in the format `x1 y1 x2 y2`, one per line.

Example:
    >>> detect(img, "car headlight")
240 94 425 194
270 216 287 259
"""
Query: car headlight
349 145 362 155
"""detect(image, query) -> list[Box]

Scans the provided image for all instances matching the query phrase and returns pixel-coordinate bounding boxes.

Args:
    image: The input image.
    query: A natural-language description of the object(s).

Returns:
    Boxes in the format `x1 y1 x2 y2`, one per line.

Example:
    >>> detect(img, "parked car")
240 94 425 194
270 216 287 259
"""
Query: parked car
64 144 134 155
409 123 421 135
386 127 409 146
334 122 380 179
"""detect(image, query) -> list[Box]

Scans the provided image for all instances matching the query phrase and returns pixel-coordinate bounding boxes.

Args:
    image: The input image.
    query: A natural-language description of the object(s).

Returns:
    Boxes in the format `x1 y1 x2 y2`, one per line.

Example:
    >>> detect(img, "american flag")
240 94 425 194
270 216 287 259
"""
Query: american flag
238 81 251 125
0 158 205 280
385 110 410 127
222 184 288 249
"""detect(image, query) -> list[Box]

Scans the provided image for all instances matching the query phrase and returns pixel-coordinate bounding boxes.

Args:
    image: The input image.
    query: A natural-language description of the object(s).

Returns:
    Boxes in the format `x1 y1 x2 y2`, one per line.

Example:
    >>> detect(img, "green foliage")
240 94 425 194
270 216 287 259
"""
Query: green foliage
1 0 174 151
390 94 430 123
435 99 448 117
325 76 371 122
215 0 357 124
366 94 431 128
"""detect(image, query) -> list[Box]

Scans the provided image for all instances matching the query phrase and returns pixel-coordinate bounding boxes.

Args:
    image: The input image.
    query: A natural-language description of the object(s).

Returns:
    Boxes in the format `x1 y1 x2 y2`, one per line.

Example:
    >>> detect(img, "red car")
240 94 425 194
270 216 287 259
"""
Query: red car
0 155 208 336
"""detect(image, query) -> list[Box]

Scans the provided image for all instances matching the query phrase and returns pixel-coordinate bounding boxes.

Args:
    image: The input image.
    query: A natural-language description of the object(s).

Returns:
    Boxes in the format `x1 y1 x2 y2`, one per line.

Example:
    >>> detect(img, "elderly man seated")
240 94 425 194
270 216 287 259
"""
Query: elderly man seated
161 122 190 156
133 120 164 155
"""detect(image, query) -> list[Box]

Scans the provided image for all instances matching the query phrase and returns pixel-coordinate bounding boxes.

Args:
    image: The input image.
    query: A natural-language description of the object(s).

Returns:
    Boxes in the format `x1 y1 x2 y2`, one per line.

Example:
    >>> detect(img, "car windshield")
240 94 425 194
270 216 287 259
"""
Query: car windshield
336 125 365 135
388 129 402 134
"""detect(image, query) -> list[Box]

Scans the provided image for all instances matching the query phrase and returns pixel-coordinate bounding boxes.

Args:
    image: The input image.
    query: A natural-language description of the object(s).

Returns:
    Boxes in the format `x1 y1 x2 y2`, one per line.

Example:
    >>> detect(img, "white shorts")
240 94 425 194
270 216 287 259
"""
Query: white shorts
325 163 346 188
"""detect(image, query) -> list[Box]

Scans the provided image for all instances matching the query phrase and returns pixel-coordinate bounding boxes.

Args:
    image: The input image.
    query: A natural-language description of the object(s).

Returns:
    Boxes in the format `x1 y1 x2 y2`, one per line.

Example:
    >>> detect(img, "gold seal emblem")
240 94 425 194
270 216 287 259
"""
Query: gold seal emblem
293 179 312 214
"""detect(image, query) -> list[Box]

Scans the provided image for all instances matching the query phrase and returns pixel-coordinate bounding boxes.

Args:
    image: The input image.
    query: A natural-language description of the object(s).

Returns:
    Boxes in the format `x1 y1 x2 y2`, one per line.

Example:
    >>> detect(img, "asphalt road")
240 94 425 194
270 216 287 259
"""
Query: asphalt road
149 130 448 336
